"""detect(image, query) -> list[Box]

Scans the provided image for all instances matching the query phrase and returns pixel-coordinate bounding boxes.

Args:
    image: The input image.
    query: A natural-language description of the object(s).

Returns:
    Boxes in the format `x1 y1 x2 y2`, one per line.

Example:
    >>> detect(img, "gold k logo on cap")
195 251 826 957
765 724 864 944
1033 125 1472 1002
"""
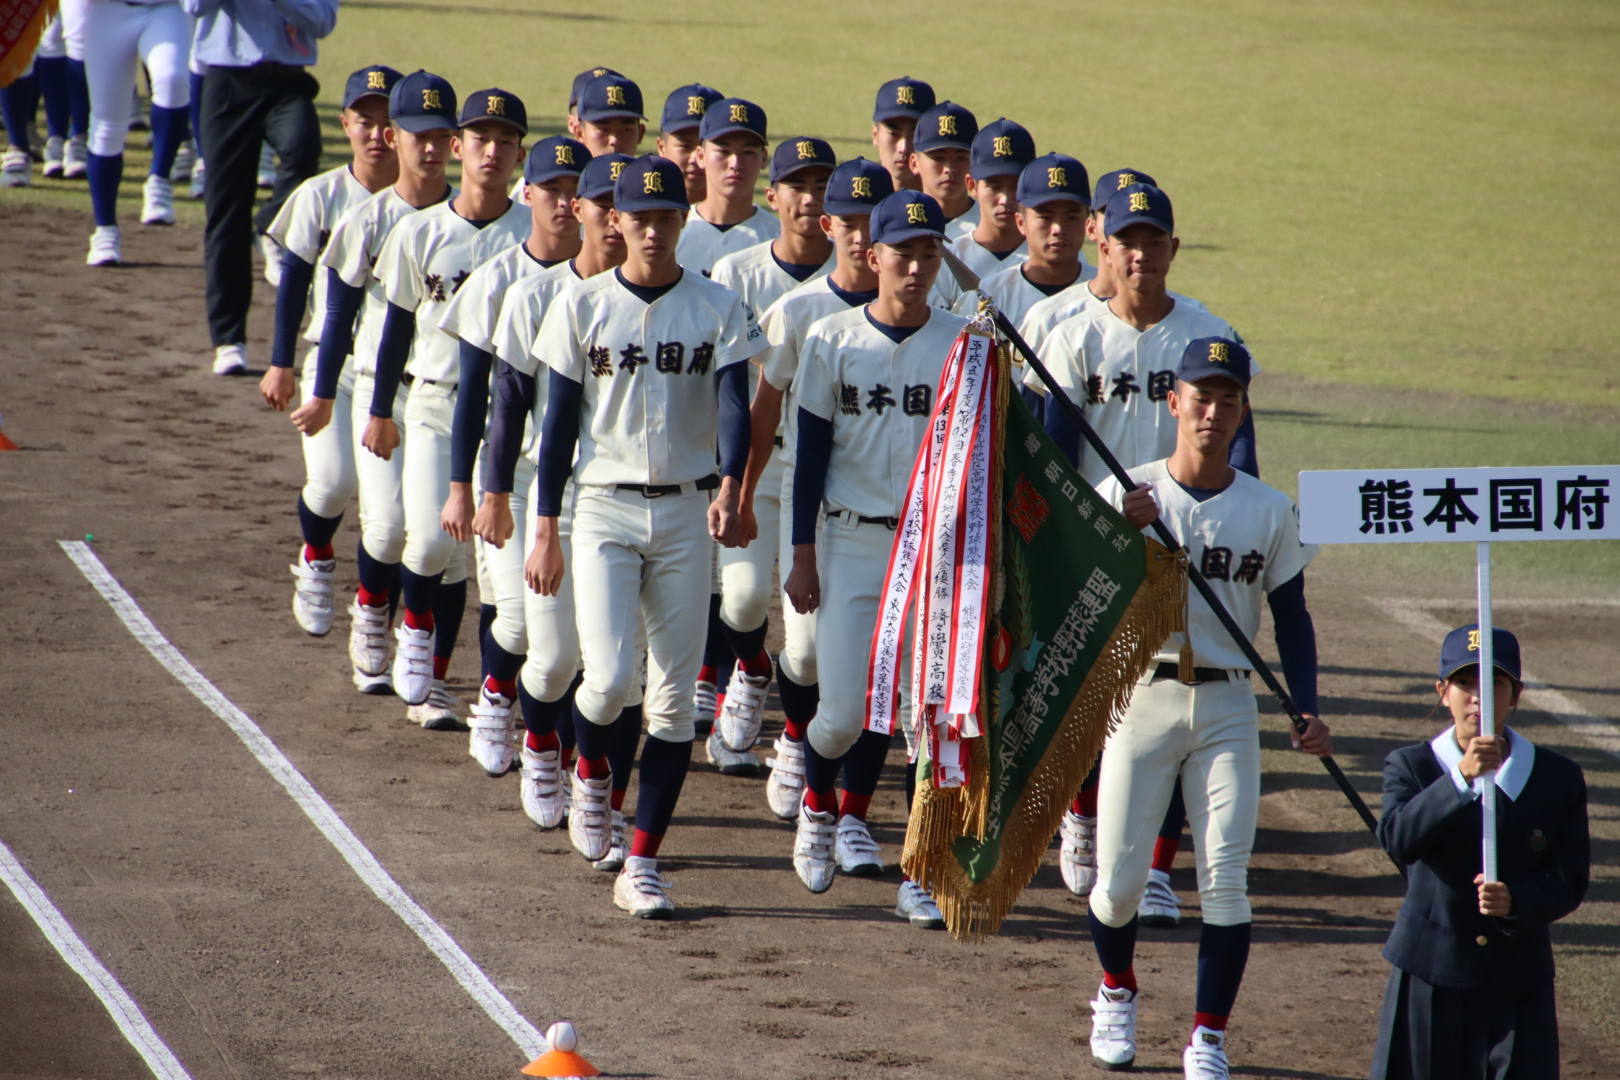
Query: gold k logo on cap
905 202 928 225
1208 342 1229 364
897 86 915 105
367 70 387 89
938 115 957 136
992 136 1013 157
1468 629 1481 651
851 176 873 198
644 170 664 194
1128 190 1150 212
1048 166 1067 187
1117 172 1137 189
605 86 626 107
686 95 705 116
486 95 506 116
422 88 442 110
796 140 815 160
729 103 750 123
609 160 626 180
555 145 575 165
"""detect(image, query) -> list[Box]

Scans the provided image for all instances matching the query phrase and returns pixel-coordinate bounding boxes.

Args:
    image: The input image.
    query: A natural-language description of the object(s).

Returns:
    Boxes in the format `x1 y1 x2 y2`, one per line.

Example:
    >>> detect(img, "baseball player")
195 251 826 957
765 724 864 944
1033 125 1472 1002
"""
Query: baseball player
655 82 722 204
947 117 1035 280
675 97 780 276
475 152 634 862
0 9 89 185
260 65 401 644
870 75 934 193
363 89 531 757
574 73 645 157
564 65 617 140
784 189 965 929
1084 337 1330 1079
908 100 978 241
438 134 587 775
738 156 894 820
706 134 838 773
528 154 761 918
289 70 459 719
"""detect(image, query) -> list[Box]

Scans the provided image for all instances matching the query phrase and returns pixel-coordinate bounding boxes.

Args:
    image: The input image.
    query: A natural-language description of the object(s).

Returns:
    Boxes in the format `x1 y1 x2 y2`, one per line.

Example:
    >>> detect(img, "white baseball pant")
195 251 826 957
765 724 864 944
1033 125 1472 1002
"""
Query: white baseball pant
82 0 189 157
775 458 819 687
719 449 783 634
351 371 407 565
517 477 580 704
298 349 357 520
473 446 535 655
399 381 468 585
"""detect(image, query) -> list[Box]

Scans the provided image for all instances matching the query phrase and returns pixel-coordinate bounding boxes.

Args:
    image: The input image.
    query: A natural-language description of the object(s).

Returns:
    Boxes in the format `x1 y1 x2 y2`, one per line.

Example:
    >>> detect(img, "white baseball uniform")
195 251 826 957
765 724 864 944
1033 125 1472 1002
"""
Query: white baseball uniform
1089 460 1317 928
1020 282 1206 363
794 304 969 760
954 256 1097 331
675 204 780 276
81 0 190 159
947 231 1026 282
943 201 979 242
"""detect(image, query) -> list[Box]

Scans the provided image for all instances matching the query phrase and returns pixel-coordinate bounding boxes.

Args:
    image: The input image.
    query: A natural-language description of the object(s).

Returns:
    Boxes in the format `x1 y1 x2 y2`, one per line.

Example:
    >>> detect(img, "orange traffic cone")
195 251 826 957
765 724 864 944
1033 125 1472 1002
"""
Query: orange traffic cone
521 1021 601 1078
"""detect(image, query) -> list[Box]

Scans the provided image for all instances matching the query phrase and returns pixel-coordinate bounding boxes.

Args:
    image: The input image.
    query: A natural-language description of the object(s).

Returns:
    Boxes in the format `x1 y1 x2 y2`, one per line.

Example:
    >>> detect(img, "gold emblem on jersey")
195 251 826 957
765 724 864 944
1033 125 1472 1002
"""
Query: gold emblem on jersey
1208 342 1230 364
1117 172 1137 189
795 140 816 160
1047 166 1067 188
686 95 706 117
487 95 506 116
896 86 916 106
422 88 442 111
1128 190 1151 212
555 144 576 166
729 103 750 124
938 114 958 136
605 86 626 107
851 176 873 198
992 135 1013 157
1467 629 1481 652
609 160 626 180
905 201 928 225
366 71 387 90
644 170 665 194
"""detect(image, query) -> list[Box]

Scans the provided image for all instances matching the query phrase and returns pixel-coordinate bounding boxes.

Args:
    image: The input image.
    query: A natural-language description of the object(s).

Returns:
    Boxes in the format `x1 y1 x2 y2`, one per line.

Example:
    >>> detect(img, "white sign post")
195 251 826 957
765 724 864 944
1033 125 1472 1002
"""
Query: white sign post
1298 464 1617 881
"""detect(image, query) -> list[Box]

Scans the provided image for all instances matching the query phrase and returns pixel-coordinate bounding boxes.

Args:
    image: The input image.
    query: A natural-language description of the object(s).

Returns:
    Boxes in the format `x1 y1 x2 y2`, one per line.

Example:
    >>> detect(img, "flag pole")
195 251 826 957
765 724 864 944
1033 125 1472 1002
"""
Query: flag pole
1475 542 1499 883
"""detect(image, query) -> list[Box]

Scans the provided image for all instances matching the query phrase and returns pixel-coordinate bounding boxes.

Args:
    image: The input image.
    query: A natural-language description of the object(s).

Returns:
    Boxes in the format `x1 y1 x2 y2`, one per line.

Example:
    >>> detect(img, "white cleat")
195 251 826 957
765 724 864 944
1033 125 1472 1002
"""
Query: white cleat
613 855 673 919
353 669 393 695
172 139 195 182
793 803 838 894
1139 867 1183 928
212 343 247 375
592 809 629 873
1089 983 1139 1071
3 146 33 187
406 679 461 730
289 551 335 635
568 767 613 862
86 225 121 267
1183 1025 1230 1080
468 685 519 776
390 623 435 706
894 879 946 929
43 136 66 178
256 142 275 188
693 678 718 729
764 734 807 821
63 135 88 180
705 728 759 775
187 155 205 199
348 600 392 677
835 815 885 877
1060 810 1098 896
139 174 174 225
519 745 568 829
716 668 770 752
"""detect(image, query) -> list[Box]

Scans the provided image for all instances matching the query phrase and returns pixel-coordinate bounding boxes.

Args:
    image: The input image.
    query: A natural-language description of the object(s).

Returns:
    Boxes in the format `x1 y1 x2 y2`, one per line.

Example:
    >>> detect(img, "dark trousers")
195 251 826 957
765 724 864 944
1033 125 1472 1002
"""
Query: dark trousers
198 63 322 347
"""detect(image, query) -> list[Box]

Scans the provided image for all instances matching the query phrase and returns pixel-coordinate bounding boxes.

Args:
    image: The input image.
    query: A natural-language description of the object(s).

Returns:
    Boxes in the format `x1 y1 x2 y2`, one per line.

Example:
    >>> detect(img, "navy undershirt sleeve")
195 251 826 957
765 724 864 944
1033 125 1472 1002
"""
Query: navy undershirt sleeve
313 270 364 400
793 407 833 545
1228 411 1259 479
369 301 416 419
485 361 534 496
271 250 316 370
536 369 581 517
1267 571 1319 716
1043 393 1082 467
717 362 750 480
450 340 492 484
1019 385 1045 425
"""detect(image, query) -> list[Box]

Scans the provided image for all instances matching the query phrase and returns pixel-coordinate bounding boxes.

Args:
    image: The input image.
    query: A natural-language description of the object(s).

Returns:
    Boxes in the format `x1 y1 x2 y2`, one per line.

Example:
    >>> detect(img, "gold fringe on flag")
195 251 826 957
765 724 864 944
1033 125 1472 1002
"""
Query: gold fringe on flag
0 1 59 88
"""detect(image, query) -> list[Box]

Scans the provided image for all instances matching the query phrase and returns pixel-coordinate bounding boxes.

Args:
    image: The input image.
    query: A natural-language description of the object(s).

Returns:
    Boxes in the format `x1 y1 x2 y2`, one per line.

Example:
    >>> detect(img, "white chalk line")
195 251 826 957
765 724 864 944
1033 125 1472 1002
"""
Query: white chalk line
0 838 194 1080
58 540 547 1060
1377 596 1620 763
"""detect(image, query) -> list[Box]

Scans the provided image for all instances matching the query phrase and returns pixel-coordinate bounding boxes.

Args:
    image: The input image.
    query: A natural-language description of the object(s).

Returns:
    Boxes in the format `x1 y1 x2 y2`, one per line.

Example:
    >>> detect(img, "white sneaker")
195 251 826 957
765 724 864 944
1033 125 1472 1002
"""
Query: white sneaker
212 343 247 375
353 669 393 695
835 815 885 876
2 147 31 187
1089 983 1138 1070
592 809 629 873
1060 811 1097 896
256 142 275 188
1183 1025 1230 1080
764 734 807 821
43 136 65 178
390 623 435 705
717 668 770 752
63 135 88 179
289 551 336 635
894 879 946 929
86 225 121 267
348 600 391 676
705 729 759 775
568 767 613 862
468 684 518 776
793 803 837 894
1139 867 1182 928
693 678 717 728
172 139 195 182
614 855 673 919
406 679 461 730
188 156 205 199
520 745 568 829
140 174 174 225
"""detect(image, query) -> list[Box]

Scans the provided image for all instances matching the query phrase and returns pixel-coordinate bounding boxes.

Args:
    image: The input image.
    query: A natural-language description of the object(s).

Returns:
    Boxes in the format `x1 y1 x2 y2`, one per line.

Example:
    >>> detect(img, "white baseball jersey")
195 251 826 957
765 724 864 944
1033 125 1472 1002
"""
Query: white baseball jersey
1021 299 1249 488
710 239 832 318
758 276 875 467
676 204 781 276
266 164 374 347
321 185 455 377
536 269 764 486
955 259 1097 330
1097 460 1316 671
948 231 1026 282
374 198 530 385
796 306 969 519
943 201 980 242
439 241 559 354
489 260 590 463
1021 282 1205 361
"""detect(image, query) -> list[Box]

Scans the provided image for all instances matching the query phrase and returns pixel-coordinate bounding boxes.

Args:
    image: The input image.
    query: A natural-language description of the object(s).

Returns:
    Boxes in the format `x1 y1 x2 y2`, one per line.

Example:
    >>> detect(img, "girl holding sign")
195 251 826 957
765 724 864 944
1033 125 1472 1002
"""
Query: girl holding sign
1371 625 1590 1080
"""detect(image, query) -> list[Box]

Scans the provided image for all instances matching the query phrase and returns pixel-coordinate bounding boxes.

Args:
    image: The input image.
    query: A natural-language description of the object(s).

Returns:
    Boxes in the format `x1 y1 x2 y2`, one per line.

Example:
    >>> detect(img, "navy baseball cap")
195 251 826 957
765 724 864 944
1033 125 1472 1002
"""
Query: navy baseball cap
971 118 1035 180
1104 183 1173 236
873 76 935 122
701 97 767 143
614 154 690 212
460 87 527 136
770 136 836 183
1176 337 1252 390
1018 153 1090 207
390 71 457 134
1439 625 1522 683
661 83 723 133
525 136 589 185
343 65 402 110
578 74 644 123
823 157 894 215
914 101 977 153
578 152 632 200
1093 167 1157 212
870 190 946 245
569 66 620 111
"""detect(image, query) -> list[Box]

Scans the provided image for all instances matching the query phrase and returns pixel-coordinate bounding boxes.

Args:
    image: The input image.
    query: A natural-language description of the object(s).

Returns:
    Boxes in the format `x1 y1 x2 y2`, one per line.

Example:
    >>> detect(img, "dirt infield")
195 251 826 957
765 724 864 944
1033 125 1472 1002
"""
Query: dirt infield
1 202 1615 1080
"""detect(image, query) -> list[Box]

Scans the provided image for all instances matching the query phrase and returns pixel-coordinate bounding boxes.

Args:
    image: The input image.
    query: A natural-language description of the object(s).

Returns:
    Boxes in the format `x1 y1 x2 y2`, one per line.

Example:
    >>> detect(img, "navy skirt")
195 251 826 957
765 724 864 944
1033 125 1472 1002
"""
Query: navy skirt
1369 965 1559 1080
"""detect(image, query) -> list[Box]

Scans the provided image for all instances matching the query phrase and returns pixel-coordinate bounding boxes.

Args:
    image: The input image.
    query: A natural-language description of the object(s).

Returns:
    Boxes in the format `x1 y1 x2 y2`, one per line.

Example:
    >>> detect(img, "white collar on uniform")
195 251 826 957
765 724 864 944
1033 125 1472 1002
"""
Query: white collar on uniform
1428 725 1535 801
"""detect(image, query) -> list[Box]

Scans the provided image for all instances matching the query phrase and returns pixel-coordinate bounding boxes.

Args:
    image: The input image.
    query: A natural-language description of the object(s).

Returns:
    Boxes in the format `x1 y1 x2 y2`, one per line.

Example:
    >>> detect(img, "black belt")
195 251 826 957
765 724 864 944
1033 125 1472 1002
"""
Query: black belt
403 373 457 391
774 435 784 448
1151 662 1249 686
830 510 900 529
616 474 720 498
